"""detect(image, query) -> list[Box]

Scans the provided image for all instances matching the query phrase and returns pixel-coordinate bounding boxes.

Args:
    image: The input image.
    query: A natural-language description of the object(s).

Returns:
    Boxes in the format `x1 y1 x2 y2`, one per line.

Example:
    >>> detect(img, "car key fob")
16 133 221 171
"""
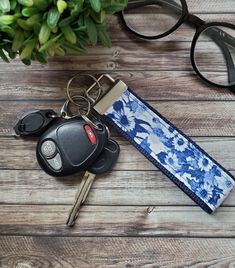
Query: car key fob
88 139 120 174
14 109 57 136
36 117 108 177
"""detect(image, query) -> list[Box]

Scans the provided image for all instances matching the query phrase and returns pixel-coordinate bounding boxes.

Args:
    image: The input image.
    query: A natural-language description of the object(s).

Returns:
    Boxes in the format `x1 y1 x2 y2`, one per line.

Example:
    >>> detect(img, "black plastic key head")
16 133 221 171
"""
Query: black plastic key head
88 139 120 174
36 117 109 177
14 109 57 136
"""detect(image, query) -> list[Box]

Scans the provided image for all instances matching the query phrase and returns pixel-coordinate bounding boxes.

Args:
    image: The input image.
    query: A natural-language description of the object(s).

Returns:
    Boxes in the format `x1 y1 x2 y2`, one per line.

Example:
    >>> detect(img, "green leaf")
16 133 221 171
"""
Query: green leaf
20 39 36 59
22 7 39 17
17 0 34 7
61 25 77 44
47 7 60 29
39 33 62 52
0 15 16 25
0 48 10 62
97 25 111 47
0 0 11 13
10 0 17 10
57 0 67 14
21 58 31 65
12 30 25 51
39 22 51 44
61 41 86 54
89 0 101 13
34 51 47 63
17 18 32 30
84 16 97 45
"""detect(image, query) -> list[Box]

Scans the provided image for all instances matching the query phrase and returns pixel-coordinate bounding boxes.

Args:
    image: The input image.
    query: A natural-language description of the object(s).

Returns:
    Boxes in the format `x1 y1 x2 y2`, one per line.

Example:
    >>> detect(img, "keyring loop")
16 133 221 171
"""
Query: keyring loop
66 73 102 108
81 114 103 130
61 95 91 118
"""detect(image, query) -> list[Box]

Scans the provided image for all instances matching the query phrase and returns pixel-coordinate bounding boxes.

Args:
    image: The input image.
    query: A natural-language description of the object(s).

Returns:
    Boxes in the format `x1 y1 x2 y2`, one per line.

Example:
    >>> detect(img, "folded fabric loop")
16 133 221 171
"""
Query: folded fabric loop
104 88 235 213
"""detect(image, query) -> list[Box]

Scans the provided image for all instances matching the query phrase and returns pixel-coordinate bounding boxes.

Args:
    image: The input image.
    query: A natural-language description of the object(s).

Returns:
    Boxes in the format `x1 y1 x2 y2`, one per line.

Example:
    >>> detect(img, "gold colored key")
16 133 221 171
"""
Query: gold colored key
66 139 120 227
67 171 96 227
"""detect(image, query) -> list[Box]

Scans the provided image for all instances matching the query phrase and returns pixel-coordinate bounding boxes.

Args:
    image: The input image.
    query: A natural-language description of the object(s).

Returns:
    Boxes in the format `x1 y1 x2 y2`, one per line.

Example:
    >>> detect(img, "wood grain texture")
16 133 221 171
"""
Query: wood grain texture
1 71 234 101
0 137 234 171
0 205 235 237
0 169 234 206
1 101 235 136
0 41 230 72
0 236 235 268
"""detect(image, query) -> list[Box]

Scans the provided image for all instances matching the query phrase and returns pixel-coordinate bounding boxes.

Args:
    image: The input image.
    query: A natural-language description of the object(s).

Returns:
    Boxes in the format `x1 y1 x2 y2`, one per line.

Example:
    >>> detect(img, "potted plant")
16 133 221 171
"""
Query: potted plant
0 0 127 64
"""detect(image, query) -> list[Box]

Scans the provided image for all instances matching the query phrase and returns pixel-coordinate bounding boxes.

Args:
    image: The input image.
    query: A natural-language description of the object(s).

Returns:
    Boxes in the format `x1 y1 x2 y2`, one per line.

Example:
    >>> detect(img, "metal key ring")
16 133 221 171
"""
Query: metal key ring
66 73 102 108
61 95 91 119
61 97 103 130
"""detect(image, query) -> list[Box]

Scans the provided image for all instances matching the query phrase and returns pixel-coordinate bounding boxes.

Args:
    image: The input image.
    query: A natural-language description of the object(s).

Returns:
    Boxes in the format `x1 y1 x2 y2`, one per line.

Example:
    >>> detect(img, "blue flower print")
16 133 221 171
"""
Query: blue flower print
195 182 213 202
198 157 212 172
173 135 188 152
111 102 136 133
105 89 235 211
165 152 181 171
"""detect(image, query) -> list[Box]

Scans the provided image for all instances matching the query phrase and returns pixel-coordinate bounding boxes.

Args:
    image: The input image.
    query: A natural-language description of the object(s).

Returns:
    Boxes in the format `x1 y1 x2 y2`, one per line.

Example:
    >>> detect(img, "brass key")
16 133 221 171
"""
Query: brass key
66 139 120 227
67 171 96 227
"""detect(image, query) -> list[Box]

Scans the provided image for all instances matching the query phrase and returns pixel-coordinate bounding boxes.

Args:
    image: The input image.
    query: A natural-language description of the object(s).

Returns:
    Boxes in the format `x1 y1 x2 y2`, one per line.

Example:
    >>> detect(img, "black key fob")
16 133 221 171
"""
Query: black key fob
88 139 120 174
36 118 108 177
14 109 57 136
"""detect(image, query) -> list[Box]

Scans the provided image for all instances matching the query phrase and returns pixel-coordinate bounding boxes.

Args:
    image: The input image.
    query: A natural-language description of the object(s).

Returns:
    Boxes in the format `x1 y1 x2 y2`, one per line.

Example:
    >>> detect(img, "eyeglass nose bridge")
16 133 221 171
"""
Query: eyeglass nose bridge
184 13 205 29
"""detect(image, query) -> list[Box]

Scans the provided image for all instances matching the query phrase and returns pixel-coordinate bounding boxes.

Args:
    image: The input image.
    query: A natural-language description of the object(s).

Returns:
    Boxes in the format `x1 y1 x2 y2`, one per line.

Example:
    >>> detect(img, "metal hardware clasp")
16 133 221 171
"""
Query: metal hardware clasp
91 74 128 115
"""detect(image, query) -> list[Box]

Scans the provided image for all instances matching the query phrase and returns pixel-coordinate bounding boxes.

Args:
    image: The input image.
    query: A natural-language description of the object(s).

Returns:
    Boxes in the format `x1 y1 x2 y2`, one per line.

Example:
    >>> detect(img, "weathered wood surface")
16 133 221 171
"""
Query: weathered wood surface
0 206 235 237
0 41 232 71
0 237 235 268
1 71 235 101
0 169 234 206
1 101 235 136
1 1 235 266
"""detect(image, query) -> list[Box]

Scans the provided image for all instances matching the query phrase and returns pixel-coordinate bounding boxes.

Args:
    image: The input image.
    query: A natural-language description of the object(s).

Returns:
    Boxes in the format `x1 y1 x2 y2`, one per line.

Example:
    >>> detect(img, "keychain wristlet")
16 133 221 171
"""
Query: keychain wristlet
92 76 235 213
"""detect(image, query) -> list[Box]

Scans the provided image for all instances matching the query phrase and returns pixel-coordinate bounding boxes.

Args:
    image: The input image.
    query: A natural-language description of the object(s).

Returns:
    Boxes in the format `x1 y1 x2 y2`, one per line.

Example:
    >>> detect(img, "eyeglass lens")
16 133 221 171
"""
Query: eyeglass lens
194 26 235 87
123 0 183 37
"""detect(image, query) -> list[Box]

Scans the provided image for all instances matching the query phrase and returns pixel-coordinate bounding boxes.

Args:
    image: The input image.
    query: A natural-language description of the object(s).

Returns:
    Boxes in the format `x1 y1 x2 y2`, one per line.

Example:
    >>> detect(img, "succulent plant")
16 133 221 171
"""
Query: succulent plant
0 0 127 64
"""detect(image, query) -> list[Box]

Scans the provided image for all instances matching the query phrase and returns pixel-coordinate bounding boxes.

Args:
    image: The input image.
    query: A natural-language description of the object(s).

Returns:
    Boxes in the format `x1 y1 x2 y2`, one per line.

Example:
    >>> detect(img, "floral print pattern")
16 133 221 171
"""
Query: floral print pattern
105 90 234 211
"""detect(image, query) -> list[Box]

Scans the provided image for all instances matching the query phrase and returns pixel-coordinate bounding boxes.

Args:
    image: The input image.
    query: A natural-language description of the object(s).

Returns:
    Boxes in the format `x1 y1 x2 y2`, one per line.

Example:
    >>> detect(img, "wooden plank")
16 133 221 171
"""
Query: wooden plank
0 137 234 171
185 0 235 13
0 205 235 237
1 101 235 136
0 236 235 268
109 13 235 41
0 41 231 72
0 169 234 206
1 71 234 101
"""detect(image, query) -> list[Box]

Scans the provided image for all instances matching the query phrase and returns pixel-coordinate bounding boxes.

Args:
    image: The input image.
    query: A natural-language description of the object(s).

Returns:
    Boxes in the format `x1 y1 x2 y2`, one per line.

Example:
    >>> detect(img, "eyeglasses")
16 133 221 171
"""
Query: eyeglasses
118 0 235 93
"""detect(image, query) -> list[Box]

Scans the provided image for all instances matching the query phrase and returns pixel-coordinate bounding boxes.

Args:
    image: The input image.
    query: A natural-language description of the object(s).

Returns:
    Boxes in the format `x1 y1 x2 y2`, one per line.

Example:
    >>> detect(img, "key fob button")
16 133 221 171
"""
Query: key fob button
36 118 109 176
47 153 62 170
41 140 56 158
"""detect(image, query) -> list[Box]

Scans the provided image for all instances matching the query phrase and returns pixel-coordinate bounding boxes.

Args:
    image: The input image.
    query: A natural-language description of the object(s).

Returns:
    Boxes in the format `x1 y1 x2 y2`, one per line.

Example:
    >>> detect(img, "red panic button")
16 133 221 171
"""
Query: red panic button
84 125 97 145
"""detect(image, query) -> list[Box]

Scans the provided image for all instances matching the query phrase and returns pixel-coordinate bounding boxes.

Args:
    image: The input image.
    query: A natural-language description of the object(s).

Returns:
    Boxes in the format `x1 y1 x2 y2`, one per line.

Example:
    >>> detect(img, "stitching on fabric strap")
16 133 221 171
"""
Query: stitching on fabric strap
103 88 235 213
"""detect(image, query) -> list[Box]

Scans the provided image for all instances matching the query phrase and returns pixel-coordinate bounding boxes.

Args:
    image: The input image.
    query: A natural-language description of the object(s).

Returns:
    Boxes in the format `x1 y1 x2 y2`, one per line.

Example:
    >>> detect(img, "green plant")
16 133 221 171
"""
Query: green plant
0 0 127 64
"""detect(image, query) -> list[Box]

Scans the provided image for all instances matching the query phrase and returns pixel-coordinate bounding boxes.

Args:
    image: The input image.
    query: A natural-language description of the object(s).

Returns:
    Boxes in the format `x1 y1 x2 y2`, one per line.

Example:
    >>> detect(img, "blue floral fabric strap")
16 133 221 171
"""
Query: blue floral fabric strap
104 88 234 213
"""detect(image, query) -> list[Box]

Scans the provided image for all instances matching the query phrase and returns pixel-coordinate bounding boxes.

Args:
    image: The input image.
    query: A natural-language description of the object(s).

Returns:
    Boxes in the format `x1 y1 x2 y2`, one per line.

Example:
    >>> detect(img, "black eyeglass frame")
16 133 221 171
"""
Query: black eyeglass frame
118 0 235 92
